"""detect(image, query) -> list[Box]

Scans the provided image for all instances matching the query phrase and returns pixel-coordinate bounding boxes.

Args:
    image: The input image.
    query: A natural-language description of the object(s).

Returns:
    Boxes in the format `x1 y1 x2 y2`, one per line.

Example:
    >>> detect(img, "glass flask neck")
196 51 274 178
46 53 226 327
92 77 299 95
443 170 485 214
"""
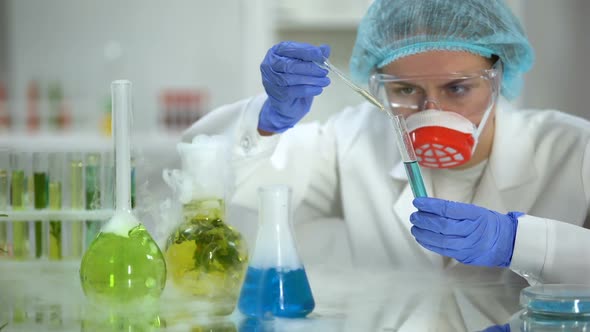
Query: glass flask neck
183 197 226 222
258 186 292 228
253 185 300 268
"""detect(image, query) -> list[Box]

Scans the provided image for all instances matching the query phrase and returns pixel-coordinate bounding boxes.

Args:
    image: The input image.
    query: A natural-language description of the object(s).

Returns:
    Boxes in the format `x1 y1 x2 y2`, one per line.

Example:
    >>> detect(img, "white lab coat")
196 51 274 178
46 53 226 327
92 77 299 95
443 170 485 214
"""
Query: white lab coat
183 94 590 286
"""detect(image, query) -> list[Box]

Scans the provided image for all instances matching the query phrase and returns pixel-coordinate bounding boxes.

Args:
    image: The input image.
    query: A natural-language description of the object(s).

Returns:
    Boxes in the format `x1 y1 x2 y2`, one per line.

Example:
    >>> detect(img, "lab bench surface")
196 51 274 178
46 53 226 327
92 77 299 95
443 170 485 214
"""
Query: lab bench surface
0 262 540 331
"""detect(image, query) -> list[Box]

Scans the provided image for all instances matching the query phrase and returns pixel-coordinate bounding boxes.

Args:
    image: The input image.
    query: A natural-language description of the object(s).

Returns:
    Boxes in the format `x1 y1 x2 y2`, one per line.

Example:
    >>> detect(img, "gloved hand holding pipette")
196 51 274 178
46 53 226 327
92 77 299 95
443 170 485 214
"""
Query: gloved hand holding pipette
410 197 523 267
258 42 331 134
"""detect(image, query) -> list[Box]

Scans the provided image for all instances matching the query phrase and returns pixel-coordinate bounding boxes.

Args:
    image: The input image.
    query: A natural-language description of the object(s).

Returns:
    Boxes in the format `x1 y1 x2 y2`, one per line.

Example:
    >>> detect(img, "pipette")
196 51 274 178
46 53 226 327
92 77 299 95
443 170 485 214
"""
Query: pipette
315 58 428 198
315 58 385 112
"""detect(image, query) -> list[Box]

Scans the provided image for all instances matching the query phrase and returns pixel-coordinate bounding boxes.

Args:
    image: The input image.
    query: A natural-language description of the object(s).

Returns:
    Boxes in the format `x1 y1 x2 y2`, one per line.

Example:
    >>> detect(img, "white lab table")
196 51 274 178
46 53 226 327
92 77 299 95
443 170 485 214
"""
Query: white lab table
0 260 541 332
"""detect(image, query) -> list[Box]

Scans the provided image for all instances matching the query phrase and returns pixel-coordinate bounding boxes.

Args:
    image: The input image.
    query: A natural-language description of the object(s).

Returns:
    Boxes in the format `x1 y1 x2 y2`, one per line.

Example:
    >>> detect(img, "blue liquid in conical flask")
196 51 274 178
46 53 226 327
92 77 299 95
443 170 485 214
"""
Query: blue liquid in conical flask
238 266 315 318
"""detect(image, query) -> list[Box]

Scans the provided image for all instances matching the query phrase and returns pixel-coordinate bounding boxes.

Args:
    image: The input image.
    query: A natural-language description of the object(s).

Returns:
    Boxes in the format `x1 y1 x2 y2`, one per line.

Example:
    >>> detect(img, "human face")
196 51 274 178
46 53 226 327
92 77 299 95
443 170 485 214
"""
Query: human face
377 51 499 169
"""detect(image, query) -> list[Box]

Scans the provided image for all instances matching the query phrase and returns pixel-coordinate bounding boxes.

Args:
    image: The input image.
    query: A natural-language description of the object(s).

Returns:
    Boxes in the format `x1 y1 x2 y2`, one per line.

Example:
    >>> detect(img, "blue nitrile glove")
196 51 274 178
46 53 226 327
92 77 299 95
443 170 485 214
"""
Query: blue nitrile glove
409 197 523 267
258 41 331 133
480 324 510 332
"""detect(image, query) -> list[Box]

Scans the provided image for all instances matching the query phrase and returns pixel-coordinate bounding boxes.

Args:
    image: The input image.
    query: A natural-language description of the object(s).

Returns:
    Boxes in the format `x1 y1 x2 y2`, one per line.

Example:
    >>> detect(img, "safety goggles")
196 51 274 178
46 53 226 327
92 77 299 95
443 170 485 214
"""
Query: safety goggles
369 61 502 119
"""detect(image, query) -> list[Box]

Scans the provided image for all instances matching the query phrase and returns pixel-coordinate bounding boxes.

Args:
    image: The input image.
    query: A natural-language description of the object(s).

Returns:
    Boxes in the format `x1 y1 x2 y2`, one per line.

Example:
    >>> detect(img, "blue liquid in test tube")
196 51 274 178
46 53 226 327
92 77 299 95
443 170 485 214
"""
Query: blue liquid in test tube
404 161 427 198
391 115 428 198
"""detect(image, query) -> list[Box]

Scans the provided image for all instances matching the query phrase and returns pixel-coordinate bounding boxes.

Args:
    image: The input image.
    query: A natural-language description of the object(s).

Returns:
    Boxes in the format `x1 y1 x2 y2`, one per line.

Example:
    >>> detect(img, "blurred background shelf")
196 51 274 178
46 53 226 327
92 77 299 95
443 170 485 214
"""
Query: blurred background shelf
0 132 181 152
0 0 587 130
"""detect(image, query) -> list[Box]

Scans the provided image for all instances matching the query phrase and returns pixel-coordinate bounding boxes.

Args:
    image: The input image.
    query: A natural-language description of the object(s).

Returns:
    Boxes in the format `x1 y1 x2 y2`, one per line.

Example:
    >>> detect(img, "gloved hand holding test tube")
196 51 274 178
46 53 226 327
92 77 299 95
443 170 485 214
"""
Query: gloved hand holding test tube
315 57 428 198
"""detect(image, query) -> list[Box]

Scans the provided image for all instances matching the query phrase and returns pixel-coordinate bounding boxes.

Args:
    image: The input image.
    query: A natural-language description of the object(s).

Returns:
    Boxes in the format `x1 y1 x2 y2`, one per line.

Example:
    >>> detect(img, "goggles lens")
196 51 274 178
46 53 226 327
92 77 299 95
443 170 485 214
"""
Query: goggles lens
370 66 501 119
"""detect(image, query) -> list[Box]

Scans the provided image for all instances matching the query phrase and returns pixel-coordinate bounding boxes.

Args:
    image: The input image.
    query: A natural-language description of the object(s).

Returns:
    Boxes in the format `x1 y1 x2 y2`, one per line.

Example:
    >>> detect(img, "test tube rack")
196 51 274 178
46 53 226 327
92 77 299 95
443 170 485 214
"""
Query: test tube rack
0 150 136 261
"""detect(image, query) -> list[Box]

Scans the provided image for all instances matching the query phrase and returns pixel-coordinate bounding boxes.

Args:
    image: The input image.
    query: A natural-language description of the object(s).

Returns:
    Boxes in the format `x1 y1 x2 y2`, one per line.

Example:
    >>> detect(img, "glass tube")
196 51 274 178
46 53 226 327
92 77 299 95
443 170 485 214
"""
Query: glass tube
390 115 428 198
103 151 114 210
0 148 9 257
69 152 84 258
26 156 34 209
48 152 64 260
11 152 29 259
130 156 136 209
85 153 101 247
33 152 49 258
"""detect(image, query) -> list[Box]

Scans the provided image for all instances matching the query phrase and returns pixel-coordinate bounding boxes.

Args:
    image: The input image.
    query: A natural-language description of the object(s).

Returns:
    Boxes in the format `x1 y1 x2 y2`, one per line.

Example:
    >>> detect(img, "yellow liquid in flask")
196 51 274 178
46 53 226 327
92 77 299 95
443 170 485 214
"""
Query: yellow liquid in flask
80 223 167 306
165 199 248 315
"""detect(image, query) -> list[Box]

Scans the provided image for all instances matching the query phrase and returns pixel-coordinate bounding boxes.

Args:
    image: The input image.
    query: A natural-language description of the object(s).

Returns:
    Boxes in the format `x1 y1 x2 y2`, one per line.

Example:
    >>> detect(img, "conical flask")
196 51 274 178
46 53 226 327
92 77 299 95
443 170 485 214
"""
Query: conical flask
79 80 166 308
238 185 315 318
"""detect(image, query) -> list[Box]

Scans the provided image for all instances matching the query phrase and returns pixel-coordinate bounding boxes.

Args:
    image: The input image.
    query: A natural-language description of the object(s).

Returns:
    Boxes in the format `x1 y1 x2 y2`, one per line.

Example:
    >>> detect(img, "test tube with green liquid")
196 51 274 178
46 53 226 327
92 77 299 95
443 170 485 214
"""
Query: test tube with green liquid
33 152 49 258
26 157 34 209
0 148 9 256
85 153 101 247
11 152 30 259
69 152 84 258
48 153 64 260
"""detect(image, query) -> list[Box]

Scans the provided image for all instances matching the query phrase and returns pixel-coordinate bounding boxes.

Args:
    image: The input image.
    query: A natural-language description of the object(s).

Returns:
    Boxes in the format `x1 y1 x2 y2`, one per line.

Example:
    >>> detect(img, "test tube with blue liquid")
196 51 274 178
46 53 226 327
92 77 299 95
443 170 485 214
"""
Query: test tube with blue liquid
316 57 428 198
238 185 315 318
390 115 428 198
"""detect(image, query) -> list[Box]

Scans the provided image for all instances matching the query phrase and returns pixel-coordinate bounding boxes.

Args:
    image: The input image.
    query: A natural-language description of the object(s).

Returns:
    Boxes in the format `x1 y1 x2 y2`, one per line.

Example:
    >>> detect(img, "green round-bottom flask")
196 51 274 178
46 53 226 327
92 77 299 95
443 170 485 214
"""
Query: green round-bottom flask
80 212 167 306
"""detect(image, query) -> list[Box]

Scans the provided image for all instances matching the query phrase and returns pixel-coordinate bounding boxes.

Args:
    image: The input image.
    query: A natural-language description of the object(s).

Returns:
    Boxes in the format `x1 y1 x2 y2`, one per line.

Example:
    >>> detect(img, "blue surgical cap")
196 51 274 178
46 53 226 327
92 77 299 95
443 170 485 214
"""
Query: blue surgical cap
350 0 535 99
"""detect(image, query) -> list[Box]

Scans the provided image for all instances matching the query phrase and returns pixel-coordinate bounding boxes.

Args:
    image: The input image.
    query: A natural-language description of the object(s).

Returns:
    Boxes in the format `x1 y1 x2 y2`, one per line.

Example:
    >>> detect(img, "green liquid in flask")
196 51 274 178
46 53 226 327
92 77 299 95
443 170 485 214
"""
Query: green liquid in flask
80 222 166 306
81 80 167 311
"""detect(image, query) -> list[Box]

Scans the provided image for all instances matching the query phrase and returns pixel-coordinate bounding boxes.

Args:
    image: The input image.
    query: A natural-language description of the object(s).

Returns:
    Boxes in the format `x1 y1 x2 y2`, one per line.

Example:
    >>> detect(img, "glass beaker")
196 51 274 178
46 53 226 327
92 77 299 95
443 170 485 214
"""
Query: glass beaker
238 185 315 319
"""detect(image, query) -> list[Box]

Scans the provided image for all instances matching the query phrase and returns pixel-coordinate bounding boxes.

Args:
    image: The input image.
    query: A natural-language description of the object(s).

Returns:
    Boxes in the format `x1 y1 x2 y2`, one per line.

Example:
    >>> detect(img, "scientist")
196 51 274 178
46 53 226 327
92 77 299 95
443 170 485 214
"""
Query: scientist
185 0 590 285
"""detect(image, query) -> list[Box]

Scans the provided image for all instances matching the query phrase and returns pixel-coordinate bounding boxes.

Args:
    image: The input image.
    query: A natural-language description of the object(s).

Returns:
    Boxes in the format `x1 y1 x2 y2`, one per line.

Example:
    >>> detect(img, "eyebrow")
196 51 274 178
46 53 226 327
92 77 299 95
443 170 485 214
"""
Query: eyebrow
439 78 474 88
389 77 475 90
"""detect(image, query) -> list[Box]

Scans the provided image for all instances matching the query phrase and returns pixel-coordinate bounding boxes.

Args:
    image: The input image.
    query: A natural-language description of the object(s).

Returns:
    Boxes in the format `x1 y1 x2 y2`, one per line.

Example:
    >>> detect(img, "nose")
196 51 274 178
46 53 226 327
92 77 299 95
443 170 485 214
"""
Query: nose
423 99 441 111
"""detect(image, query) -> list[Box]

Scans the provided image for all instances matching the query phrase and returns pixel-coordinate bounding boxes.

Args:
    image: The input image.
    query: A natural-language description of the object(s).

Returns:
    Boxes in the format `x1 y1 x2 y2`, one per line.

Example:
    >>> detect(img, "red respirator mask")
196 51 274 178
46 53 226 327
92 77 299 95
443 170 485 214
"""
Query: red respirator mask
406 110 489 169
